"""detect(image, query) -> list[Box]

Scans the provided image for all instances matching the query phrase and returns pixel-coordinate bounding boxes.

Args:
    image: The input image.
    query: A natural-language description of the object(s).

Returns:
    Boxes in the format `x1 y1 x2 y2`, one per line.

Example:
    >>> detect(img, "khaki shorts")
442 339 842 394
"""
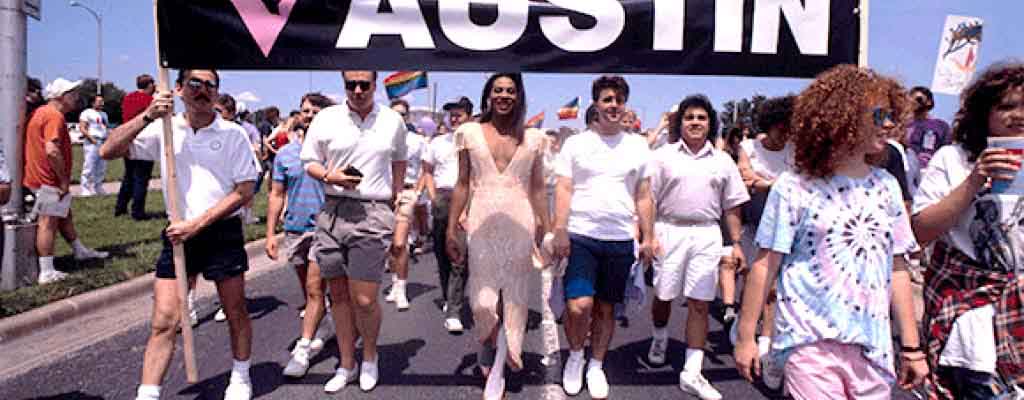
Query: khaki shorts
395 189 418 222
315 196 395 282
284 231 316 268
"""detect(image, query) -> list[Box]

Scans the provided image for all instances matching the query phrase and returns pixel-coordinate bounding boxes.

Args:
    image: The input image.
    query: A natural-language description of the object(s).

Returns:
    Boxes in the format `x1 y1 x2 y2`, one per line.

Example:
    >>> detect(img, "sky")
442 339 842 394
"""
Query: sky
27 1 1023 131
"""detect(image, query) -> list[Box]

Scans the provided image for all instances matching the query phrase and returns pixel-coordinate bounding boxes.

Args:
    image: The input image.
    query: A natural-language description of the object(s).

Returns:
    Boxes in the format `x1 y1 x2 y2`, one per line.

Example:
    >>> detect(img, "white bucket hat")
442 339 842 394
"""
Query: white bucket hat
44 78 82 100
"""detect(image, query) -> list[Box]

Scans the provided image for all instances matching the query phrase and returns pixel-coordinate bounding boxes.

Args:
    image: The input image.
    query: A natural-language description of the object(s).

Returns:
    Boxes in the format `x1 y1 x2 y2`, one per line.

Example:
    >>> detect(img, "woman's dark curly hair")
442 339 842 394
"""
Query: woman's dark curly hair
668 94 718 144
757 95 795 133
953 61 1024 162
790 65 911 178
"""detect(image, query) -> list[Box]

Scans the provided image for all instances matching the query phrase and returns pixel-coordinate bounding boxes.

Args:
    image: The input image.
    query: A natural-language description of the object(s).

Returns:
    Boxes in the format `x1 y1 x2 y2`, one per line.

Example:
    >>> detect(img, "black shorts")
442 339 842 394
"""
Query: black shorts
155 217 248 282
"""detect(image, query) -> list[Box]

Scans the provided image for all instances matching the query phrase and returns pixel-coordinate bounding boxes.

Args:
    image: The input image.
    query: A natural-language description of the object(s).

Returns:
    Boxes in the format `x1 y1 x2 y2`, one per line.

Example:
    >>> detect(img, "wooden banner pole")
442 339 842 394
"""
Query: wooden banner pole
152 0 199 383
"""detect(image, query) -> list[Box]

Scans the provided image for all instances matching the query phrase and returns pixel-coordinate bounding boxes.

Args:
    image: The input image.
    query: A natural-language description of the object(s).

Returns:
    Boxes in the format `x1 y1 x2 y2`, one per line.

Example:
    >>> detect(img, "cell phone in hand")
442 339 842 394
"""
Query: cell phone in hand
343 165 364 178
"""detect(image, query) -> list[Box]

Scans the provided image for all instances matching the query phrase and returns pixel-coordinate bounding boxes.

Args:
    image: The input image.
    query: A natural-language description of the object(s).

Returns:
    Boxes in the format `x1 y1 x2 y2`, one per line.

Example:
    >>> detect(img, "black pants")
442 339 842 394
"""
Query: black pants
114 158 154 218
432 191 466 319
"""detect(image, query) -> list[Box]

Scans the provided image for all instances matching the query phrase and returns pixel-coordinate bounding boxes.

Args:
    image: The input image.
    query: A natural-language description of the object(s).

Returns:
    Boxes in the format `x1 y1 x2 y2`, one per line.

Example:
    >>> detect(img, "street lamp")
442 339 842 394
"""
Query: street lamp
69 0 102 95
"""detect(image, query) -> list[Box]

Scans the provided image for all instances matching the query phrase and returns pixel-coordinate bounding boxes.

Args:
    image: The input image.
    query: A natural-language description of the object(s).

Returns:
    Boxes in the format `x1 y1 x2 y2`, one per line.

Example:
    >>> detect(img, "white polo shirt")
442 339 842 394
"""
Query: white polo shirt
405 132 425 185
300 103 408 200
130 114 261 221
421 133 458 190
555 129 651 241
648 141 749 223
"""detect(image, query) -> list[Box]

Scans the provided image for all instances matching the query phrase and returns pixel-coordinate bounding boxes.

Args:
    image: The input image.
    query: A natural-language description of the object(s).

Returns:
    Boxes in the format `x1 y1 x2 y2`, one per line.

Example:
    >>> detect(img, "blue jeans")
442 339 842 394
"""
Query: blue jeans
114 158 154 218
936 366 1015 400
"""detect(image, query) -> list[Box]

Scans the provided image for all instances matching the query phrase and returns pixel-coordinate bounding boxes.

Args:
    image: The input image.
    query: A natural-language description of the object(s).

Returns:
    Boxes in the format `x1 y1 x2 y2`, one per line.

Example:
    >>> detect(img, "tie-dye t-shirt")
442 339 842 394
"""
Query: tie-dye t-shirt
756 168 918 381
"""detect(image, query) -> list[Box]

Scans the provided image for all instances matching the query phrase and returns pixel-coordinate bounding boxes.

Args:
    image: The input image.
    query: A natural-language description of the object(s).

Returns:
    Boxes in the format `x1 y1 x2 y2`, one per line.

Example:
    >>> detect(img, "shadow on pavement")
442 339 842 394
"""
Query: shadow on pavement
25 392 104 400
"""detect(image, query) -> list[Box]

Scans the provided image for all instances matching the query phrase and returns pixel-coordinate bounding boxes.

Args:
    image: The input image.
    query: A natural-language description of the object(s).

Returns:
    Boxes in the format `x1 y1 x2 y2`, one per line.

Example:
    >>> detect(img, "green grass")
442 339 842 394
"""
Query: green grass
0 189 272 318
69 144 162 184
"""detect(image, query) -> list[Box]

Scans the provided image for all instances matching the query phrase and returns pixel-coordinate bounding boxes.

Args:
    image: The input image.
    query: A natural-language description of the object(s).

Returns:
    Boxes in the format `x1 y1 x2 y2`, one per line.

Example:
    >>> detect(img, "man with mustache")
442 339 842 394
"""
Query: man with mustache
102 69 261 400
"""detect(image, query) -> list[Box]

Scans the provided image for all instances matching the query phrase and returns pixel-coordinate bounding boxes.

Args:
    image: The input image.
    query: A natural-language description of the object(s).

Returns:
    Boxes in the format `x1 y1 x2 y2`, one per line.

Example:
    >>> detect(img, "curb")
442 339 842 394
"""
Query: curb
0 234 280 344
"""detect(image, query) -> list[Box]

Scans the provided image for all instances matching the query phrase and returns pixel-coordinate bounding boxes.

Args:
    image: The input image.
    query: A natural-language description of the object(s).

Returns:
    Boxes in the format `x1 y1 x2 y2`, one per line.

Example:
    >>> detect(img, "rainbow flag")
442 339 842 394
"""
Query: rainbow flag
525 111 545 128
383 71 428 99
557 97 580 120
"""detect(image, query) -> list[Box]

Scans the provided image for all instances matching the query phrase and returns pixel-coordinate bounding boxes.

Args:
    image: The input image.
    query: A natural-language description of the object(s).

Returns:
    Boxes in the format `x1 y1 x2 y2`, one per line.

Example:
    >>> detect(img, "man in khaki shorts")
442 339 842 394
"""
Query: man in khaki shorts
300 71 408 393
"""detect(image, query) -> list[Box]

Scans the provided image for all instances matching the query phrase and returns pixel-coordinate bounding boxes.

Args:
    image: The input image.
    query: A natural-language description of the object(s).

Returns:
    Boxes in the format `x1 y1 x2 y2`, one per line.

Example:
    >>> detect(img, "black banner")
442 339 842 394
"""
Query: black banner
157 0 862 78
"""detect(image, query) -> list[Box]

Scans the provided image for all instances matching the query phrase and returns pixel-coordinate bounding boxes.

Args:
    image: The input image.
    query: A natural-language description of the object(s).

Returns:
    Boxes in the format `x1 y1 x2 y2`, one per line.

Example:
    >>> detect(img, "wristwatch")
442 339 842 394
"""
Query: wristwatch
142 114 155 124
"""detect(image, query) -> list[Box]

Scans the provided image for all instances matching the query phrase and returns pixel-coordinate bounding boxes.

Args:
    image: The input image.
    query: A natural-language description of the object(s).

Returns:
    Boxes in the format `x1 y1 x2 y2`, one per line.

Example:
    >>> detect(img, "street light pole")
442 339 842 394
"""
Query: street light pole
70 1 102 95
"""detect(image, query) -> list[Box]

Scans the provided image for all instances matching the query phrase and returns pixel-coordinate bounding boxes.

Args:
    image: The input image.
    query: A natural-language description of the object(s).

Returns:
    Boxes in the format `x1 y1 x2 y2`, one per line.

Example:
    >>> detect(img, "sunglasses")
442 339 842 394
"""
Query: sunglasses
185 77 218 91
345 80 372 91
872 107 895 127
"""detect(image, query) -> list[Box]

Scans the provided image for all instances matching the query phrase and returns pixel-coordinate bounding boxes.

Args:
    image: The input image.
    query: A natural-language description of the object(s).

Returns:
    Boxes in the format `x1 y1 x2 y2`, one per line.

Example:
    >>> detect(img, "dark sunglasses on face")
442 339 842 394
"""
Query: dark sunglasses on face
301 108 317 114
186 78 218 91
872 107 895 127
345 80 372 91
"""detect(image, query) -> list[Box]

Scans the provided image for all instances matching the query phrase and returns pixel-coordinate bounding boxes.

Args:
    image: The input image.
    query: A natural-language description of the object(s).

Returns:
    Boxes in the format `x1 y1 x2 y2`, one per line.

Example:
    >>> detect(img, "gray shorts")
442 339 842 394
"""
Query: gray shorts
315 196 395 282
284 231 316 268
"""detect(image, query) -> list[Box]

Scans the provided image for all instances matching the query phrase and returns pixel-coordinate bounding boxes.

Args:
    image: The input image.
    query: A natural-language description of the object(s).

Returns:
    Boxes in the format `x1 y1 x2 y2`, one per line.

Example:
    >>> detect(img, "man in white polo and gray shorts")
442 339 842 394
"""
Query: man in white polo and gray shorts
300 70 408 394
645 94 748 400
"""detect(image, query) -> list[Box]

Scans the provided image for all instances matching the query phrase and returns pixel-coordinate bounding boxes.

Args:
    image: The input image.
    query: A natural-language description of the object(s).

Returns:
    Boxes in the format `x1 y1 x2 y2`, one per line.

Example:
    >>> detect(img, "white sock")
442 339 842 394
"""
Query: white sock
230 359 251 384
296 337 311 348
395 279 407 290
71 239 89 253
653 326 668 340
135 384 161 400
684 348 704 373
758 336 772 356
39 256 56 274
569 349 584 361
587 358 603 371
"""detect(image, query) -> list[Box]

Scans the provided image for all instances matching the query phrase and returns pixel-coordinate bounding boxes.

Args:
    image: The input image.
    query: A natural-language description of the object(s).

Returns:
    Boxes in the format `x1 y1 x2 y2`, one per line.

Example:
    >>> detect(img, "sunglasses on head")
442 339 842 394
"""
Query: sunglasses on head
872 107 895 127
345 80 372 91
185 77 218 91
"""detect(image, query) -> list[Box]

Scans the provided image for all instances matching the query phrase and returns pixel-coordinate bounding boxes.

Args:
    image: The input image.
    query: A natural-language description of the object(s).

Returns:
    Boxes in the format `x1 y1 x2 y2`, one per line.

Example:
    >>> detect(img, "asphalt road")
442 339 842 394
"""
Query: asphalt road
0 245 922 400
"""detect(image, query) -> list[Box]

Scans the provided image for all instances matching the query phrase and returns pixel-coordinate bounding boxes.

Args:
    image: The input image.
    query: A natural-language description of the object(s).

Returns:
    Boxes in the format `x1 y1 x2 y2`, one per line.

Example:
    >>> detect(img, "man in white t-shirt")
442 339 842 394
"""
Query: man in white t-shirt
423 96 473 333
383 98 424 311
300 70 408 393
78 95 109 196
553 76 656 399
102 69 261 400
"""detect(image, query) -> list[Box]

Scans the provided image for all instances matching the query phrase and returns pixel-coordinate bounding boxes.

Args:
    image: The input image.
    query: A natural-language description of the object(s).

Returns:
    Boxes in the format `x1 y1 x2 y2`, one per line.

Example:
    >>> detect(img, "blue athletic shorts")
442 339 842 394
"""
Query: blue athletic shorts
563 233 635 304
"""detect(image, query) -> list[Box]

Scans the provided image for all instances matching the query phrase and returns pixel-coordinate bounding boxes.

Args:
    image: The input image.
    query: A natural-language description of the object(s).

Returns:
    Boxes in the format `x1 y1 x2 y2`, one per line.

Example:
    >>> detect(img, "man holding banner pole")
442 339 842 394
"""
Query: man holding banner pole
101 69 260 400
301 70 408 393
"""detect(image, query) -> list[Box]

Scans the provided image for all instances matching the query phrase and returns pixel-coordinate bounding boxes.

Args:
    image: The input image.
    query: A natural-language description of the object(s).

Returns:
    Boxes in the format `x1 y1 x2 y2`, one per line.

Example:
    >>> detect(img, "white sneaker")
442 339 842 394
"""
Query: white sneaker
395 290 410 311
586 367 609 399
444 317 464 333
648 336 668 365
298 309 305 319
442 302 448 314
562 353 585 395
310 337 324 352
37 270 69 285
359 360 379 392
215 307 227 322
384 286 396 303
761 353 784 390
79 187 96 197
73 247 109 260
283 344 311 377
679 370 722 400
223 380 253 400
324 367 357 393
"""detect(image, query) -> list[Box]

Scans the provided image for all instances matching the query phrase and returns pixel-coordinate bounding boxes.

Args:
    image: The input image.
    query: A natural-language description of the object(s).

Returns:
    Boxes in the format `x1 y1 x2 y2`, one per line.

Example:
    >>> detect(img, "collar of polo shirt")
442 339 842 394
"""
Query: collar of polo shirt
677 140 714 158
345 101 380 122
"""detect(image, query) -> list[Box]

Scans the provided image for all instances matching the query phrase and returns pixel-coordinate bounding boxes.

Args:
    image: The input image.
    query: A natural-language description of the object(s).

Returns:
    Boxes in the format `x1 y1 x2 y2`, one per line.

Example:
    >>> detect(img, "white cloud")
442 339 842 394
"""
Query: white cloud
118 54 131 63
236 91 261 103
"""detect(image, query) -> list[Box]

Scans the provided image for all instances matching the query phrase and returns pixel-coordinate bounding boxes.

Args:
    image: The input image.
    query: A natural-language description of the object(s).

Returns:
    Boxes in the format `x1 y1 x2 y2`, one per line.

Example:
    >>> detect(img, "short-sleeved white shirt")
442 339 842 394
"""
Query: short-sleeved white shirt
422 133 458 190
130 114 261 221
649 141 750 223
79 109 109 140
741 138 794 181
405 133 425 185
300 103 408 200
555 129 651 241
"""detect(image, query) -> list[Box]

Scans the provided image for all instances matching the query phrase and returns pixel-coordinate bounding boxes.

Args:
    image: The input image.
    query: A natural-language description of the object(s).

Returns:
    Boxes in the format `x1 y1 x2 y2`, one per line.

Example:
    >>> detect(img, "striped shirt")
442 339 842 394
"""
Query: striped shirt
273 142 324 233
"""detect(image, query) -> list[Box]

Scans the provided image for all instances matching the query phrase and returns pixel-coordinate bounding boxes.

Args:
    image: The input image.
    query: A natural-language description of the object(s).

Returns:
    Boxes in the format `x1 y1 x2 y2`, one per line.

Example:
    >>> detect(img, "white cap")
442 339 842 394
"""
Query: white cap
669 104 679 113
44 78 82 100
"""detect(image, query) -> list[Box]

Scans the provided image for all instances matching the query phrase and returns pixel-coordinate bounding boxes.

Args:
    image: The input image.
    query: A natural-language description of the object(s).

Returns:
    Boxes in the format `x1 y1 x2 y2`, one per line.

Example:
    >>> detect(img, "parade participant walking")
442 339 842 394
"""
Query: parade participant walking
911 62 1024 399
646 95 748 400
424 96 473 333
553 75 656 399
734 65 928 399
445 73 551 396
300 70 408 393
78 95 110 196
117 74 157 220
101 69 261 400
906 86 952 168
216 96 263 225
383 98 423 311
26 78 109 285
267 92 334 378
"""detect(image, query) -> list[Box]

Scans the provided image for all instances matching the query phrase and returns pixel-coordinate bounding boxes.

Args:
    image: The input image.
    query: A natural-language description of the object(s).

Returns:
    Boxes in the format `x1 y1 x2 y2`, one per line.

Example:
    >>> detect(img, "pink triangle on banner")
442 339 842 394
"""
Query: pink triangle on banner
230 0 297 57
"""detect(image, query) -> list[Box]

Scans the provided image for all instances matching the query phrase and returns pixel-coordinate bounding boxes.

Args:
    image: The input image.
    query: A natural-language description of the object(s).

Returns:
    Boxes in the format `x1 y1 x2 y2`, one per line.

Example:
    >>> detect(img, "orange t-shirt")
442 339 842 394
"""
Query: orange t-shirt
23 105 72 190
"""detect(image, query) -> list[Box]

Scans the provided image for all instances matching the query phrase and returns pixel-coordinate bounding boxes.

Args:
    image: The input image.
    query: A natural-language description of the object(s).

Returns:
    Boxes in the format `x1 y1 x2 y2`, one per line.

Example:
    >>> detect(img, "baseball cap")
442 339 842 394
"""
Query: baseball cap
442 96 473 114
44 78 82 100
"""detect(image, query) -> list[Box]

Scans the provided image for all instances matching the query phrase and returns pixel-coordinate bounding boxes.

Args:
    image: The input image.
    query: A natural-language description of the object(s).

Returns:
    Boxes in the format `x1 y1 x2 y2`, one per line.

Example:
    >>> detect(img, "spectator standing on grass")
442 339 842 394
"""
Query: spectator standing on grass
78 95 110 196
116 74 156 220
25 78 109 285
101 69 261 400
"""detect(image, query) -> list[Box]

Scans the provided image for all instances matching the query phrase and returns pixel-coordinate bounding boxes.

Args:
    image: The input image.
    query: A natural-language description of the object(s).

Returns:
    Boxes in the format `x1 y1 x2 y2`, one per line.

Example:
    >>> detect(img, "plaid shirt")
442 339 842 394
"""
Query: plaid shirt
924 241 1024 399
